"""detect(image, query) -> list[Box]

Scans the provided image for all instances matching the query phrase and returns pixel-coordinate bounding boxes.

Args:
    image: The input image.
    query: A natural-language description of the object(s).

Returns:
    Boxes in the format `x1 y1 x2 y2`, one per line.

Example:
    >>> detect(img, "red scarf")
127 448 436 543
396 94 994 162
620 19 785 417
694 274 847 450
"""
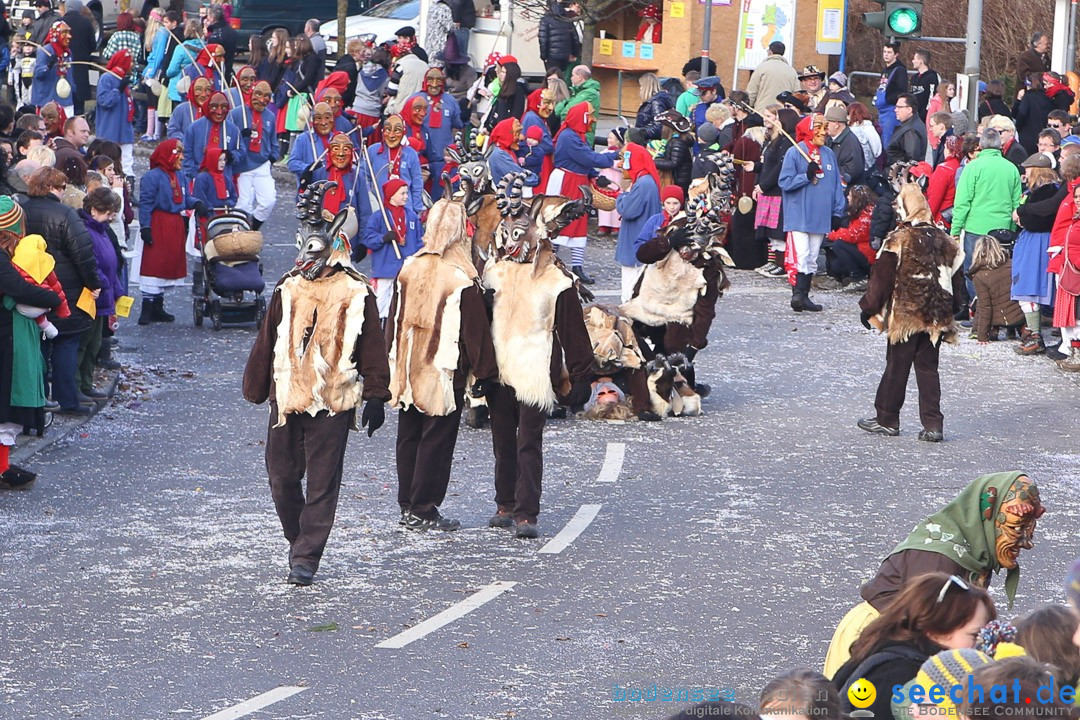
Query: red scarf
106 50 135 122
150 139 184 204
200 146 229 200
324 134 354 215
379 144 404 179
625 143 661 189
247 108 263 153
402 97 427 159
795 116 823 169
489 117 518 151
382 179 408 243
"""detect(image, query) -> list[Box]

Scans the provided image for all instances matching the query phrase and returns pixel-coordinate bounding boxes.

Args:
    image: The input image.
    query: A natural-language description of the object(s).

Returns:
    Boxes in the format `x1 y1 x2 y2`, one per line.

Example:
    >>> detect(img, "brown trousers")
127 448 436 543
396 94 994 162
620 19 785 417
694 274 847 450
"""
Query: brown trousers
874 332 943 432
487 382 547 523
396 389 464 519
265 407 353 572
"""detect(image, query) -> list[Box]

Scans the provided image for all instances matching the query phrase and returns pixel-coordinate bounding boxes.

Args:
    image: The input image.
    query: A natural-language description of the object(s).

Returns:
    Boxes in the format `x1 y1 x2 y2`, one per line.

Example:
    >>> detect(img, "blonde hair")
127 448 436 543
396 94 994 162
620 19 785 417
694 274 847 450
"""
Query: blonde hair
26 145 55 167
970 234 1008 274
144 14 162 53
1026 166 1059 190
638 73 661 101
705 102 730 124
987 114 1016 133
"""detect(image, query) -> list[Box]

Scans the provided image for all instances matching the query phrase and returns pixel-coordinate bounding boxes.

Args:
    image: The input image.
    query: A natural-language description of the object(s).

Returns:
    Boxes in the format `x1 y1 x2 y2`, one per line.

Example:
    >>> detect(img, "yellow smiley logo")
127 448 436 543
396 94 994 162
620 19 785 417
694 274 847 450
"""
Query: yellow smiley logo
848 678 877 709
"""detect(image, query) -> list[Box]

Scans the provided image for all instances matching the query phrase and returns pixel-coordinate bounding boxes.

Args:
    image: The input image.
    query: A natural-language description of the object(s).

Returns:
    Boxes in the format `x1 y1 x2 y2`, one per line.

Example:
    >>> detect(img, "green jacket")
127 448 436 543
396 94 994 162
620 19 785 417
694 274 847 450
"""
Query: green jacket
950 148 1022 237
676 88 700 117
556 77 601 145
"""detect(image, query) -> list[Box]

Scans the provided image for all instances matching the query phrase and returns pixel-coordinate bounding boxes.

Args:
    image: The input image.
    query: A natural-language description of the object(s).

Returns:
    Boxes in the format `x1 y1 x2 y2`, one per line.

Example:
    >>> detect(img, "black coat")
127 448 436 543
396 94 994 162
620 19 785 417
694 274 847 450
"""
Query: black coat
978 96 1012 120
538 7 579 63
206 21 238 80
29 9 60 46
757 135 792 196
634 91 674 142
487 79 529 130
829 127 865 187
1016 181 1063 233
448 0 476 28
62 10 95 102
21 195 100 336
0 253 61 425
654 134 694 191
332 54 359 109
834 642 930 720
1012 90 1056 153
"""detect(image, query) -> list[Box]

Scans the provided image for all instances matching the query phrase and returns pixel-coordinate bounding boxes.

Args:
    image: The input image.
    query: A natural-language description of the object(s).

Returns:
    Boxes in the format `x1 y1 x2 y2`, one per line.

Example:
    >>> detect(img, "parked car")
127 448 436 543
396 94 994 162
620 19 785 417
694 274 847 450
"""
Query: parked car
320 0 544 77
184 0 367 47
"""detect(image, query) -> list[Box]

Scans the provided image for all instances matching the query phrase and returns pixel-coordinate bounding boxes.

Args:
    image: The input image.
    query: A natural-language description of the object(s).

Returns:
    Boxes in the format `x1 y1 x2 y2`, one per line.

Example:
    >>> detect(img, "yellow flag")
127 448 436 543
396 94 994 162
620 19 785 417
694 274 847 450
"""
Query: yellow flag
114 295 135 318
76 287 96 320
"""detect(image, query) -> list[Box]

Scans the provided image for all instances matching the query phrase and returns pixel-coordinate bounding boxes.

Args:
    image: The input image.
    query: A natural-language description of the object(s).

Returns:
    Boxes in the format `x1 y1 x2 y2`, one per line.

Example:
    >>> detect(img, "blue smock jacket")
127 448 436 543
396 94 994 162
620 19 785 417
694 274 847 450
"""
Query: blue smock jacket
366 144 424 215
182 117 242 179
615 175 661 267
778 144 847 234
138 167 193 227
228 105 280 173
31 47 66 107
362 206 423 278
95 72 135 145
192 170 238 209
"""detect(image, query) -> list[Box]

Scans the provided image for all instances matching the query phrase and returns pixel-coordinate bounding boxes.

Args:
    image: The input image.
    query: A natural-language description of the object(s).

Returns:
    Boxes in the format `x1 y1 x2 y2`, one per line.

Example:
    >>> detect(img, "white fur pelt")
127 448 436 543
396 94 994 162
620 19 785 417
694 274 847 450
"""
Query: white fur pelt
620 251 706 327
272 271 370 427
483 259 573 412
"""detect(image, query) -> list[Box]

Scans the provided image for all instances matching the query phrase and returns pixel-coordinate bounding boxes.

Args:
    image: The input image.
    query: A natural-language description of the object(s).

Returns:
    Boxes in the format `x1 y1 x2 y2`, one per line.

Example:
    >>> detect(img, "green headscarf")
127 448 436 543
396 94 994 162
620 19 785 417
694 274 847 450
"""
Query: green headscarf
888 471 1034 609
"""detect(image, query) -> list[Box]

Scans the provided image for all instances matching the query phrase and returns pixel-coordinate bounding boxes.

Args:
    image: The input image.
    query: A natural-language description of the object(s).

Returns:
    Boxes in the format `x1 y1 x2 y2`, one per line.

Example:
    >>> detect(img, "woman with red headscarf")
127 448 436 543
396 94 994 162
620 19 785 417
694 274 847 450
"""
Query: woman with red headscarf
363 178 423 319
547 102 618 283
487 117 537 188
614 143 662 301
137 139 194 325
95 50 136 175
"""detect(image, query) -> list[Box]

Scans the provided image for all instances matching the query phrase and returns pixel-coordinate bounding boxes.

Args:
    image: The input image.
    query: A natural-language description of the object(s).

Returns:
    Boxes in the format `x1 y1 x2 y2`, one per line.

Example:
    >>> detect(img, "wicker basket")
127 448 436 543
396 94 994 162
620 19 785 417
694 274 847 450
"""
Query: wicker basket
589 186 617 212
205 230 263 261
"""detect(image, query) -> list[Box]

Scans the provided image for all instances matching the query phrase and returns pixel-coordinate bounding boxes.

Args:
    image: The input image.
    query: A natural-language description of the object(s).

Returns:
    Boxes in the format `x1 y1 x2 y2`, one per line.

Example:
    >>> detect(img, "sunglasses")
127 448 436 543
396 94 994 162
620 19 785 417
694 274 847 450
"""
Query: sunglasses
936 574 970 604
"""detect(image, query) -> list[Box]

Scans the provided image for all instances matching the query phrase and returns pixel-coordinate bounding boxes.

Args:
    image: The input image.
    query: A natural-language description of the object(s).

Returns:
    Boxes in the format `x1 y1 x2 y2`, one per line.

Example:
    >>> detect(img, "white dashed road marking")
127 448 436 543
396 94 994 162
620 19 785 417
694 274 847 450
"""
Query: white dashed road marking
596 442 626 483
538 504 602 555
375 581 518 649
200 686 308 719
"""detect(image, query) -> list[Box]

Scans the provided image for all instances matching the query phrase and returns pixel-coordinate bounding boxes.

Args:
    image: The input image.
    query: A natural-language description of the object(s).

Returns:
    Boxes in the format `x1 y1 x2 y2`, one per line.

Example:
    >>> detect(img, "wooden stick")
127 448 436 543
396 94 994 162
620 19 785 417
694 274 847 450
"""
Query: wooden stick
69 59 120 77
775 126 813 163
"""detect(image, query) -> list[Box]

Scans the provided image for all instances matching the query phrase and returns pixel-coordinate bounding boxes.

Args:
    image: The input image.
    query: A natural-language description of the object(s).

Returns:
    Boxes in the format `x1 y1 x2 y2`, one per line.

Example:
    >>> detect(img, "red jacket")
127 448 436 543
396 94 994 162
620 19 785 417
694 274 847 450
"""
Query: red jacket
827 205 876 264
927 156 959 225
15 267 70 318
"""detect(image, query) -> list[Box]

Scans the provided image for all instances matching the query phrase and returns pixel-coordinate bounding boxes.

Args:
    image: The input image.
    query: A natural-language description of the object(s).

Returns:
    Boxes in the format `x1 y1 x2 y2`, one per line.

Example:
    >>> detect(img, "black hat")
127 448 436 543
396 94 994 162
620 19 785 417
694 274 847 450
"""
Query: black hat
776 90 811 114
34 0 51 8
395 26 416 38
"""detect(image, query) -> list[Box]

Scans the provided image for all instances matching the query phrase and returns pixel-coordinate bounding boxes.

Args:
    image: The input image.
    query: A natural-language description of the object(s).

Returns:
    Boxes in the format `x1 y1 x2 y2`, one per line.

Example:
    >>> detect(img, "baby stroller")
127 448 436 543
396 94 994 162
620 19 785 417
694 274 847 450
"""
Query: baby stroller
192 210 267 330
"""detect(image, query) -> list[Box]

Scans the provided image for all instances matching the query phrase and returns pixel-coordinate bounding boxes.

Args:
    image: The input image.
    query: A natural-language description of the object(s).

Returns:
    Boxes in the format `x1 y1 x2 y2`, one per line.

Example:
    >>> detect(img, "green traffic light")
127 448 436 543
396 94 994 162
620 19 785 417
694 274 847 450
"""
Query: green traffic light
888 6 920 34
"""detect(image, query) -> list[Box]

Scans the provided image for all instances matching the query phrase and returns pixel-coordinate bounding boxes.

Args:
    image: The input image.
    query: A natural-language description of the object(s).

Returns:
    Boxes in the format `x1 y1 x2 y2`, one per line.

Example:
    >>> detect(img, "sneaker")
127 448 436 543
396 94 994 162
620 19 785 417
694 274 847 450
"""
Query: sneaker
918 429 944 442
515 520 539 539
813 276 843 291
844 278 868 292
404 511 461 531
857 417 900 436
765 264 786 278
755 262 777 277
398 508 408 525
488 511 514 528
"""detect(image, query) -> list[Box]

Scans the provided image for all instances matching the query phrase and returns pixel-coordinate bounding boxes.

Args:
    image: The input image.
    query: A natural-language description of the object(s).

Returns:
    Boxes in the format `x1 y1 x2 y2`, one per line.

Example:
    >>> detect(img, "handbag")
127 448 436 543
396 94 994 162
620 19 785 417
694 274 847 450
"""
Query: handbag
284 93 311 132
1060 238 1080 296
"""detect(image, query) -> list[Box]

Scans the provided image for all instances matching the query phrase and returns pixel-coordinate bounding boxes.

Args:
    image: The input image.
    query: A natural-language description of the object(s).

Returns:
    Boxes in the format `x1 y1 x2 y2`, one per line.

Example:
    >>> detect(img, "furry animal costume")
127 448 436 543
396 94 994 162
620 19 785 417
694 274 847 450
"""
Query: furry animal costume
243 182 391 582
387 197 497 525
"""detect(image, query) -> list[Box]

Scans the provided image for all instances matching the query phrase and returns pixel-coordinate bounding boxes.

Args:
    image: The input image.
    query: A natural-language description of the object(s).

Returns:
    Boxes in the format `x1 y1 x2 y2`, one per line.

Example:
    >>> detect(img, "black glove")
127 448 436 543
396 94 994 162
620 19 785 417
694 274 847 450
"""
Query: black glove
240 127 253 138
118 76 130 89
470 378 490 398
299 166 315 189
860 310 874 330
594 175 612 188
806 161 820 181
383 230 397 244
564 379 591 407
193 201 210 219
351 243 369 263
831 215 844 231
668 229 693 250
140 226 153 247
360 400 385 437
222 150 234 165
683 346 698 362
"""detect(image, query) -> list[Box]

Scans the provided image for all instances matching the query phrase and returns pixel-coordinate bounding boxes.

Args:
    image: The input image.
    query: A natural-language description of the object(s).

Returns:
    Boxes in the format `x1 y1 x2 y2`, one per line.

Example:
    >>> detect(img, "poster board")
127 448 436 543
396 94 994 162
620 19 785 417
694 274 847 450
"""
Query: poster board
734 0 797 71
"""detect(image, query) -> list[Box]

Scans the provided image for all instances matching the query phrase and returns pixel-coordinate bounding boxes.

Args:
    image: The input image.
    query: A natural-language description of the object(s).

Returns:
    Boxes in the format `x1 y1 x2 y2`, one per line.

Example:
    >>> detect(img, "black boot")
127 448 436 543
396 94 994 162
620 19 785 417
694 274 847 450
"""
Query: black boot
152 295 175 322
192 267 204 297
250 218 263 231
96 341 121 370
791 273 822 312
138 297 154 325
572 266 596 285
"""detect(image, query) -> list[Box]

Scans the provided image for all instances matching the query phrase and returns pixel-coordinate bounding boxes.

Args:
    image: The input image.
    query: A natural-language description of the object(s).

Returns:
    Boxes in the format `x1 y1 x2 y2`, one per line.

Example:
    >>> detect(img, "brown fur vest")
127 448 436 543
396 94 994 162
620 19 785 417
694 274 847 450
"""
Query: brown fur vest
389 253 475 416
272 271 371 426
879 223 963 345
619 251 706 327
483 259 573 411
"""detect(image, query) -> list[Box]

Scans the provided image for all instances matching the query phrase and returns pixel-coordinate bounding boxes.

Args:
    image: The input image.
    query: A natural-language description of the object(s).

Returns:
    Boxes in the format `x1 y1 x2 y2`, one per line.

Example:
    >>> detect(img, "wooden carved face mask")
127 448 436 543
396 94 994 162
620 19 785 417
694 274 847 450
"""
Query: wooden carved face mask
321 88 343 117
993 476 1044 569
312 103 334 136
237 67 256 95
251 82 272 113
383 115 405 148
328 136 353 170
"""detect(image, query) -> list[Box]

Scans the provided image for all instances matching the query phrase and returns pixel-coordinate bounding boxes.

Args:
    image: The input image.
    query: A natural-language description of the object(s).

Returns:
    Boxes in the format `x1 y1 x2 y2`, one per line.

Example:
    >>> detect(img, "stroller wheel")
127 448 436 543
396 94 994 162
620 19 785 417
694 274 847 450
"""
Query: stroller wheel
193 297 204 327
210 299 223 331
254 296 266 328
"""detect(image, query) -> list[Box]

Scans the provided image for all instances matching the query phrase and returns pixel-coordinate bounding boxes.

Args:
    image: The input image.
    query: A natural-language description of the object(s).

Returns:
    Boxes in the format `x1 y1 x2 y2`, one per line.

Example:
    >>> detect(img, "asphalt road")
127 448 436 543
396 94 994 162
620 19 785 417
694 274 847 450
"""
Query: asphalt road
1 163 1078 720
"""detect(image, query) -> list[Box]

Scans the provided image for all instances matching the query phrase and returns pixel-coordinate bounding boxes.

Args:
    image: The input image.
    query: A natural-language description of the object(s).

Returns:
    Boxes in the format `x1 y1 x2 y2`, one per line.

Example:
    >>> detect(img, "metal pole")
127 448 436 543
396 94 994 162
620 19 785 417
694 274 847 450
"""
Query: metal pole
1068 0 1078 71
701 0 713 77
839 0 849 72
964 0 983 122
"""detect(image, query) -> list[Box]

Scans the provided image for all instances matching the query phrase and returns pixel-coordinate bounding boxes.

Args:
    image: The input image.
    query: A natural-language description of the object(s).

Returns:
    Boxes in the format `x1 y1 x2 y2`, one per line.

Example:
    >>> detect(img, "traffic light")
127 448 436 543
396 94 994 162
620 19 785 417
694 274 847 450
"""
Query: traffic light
863 0 923 40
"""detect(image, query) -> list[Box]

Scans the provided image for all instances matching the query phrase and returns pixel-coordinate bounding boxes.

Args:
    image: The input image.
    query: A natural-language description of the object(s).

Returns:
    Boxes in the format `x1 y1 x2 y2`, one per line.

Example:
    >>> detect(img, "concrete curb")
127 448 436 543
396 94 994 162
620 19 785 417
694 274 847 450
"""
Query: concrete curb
10 371 120 467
